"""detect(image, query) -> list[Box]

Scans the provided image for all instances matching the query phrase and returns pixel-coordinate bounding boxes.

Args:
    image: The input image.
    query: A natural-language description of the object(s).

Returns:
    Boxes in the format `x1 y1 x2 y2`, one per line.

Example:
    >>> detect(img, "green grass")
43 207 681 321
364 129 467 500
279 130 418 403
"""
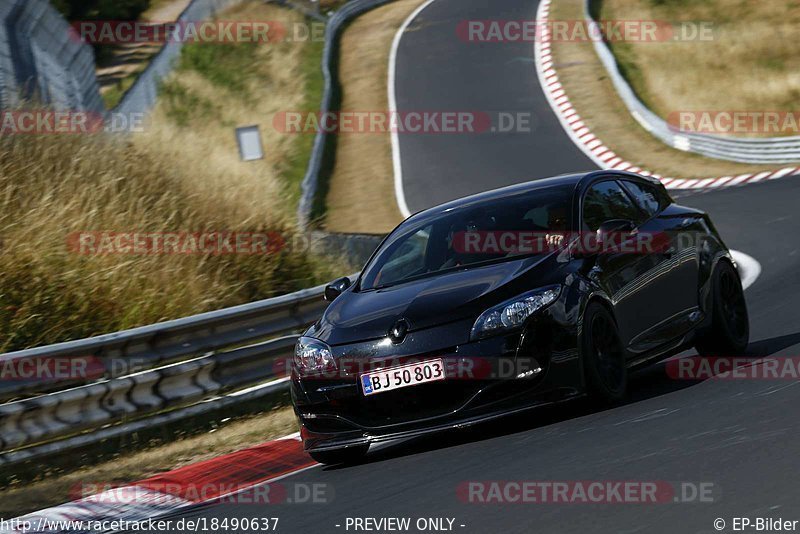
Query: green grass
178 42 263 98
281 38 325 209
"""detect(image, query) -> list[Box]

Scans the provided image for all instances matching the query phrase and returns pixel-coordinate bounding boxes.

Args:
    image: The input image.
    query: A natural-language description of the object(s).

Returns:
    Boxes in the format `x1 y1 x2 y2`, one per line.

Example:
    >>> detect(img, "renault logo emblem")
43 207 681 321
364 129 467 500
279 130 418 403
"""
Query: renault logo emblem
389 319 409 343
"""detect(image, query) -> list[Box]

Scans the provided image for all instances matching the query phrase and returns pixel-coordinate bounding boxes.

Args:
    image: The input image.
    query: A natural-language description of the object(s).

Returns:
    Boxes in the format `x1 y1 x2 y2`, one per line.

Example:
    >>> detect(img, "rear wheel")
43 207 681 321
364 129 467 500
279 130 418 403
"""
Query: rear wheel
582 303 628 403
695 260 749 356
309 444 369 465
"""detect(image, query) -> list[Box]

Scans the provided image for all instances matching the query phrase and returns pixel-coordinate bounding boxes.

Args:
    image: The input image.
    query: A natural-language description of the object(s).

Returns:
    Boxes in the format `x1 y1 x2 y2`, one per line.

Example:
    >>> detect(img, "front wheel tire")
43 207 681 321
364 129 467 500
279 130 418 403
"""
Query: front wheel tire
308 444 369 465
582 302 628 403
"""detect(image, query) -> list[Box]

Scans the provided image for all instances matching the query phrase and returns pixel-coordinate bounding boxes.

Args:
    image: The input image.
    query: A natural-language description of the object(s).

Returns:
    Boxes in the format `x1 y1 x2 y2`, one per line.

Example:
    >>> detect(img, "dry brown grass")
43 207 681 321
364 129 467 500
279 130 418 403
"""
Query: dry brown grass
1 406 299 516
550 0 769 178
0 132 331 352
0 2 337 352
600 0 800 126
323 0 427 234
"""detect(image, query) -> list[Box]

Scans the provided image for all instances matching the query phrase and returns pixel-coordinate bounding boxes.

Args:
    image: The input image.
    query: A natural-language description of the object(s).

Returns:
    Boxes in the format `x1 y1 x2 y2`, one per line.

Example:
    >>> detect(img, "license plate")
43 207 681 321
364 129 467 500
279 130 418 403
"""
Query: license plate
360 359 445 396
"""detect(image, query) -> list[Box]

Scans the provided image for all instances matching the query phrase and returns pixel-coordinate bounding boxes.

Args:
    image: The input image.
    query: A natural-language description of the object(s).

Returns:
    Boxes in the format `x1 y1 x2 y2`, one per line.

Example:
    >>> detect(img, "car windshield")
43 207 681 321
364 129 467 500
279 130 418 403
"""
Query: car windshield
360 185 574 290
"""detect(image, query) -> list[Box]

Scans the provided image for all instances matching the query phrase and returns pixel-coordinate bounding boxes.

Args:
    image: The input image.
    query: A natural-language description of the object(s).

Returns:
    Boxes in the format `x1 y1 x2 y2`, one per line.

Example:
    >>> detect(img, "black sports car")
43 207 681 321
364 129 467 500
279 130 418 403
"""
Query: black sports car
292 171 749 464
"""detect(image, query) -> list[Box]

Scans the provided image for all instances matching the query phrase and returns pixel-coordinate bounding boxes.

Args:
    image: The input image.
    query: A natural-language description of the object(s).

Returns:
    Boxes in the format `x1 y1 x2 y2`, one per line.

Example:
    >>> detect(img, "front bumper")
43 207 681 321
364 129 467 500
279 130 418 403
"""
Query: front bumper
292 313 582 452
298 390 581 452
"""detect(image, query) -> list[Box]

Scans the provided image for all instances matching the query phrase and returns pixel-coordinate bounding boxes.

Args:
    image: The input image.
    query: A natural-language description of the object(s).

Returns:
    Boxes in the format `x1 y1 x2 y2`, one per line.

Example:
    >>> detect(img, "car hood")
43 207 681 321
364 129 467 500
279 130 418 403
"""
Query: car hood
312 254 557 346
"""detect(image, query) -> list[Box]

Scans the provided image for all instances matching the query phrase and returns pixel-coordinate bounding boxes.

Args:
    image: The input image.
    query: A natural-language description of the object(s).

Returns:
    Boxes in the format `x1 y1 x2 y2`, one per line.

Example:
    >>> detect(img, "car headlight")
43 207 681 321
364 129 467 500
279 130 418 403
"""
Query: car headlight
294 336 336 374
471 285 561 340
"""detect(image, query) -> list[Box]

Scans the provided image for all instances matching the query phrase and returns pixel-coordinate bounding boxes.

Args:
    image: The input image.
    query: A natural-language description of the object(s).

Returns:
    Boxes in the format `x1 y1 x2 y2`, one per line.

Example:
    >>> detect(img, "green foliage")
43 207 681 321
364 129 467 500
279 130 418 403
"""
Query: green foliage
51 0 151 21
178 43 262 96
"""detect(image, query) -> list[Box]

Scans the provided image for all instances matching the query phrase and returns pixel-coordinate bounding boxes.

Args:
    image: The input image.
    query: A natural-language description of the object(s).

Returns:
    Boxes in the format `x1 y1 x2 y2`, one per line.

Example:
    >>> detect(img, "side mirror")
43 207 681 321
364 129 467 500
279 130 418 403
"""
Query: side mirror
573 219 636 260
324 277 351 302
596 219 636 250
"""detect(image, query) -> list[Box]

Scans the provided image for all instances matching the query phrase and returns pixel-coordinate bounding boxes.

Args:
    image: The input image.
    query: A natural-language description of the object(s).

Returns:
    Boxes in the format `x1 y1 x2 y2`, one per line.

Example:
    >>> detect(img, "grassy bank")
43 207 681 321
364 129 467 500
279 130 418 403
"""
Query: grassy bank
323 0 426 234
0 2 338 353
549 0 767 178
598 0 800 135
143 1 325 208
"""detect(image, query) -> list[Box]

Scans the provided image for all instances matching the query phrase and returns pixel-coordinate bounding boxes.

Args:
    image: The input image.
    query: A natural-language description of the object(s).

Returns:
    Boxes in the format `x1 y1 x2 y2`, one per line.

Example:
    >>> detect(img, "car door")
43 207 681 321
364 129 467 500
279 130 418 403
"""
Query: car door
620 179 701 349
580 179 667 354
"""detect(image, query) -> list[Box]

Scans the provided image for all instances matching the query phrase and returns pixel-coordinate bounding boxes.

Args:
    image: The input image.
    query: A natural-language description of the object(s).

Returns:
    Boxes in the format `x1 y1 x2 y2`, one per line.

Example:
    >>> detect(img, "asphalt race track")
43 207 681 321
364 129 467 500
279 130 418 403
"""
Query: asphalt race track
393 0 594 213
140 0 800 532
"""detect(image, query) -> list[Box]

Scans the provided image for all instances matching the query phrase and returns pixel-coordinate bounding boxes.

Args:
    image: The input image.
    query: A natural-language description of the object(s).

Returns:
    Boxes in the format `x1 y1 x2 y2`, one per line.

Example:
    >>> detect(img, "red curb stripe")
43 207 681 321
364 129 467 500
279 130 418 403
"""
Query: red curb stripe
9 435 316 534
137 437 315 503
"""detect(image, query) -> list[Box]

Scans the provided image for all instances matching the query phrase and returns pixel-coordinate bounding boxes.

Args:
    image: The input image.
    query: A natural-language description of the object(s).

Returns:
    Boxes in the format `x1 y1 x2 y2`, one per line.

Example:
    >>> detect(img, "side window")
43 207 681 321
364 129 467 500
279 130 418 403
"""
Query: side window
623 180 663 217
582 180 643 231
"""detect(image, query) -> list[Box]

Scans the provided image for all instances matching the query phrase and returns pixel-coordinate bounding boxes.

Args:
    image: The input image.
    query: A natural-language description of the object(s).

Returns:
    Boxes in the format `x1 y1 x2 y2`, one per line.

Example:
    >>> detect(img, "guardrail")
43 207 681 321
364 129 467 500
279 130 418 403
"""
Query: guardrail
297 0 398 228
584 0 800 164
0 277 357 468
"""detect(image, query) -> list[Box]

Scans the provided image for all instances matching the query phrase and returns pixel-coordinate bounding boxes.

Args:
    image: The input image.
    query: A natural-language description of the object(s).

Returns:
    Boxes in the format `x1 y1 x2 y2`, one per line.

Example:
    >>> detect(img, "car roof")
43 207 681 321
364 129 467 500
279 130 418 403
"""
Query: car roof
407 172 588 222
402 170 666 229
